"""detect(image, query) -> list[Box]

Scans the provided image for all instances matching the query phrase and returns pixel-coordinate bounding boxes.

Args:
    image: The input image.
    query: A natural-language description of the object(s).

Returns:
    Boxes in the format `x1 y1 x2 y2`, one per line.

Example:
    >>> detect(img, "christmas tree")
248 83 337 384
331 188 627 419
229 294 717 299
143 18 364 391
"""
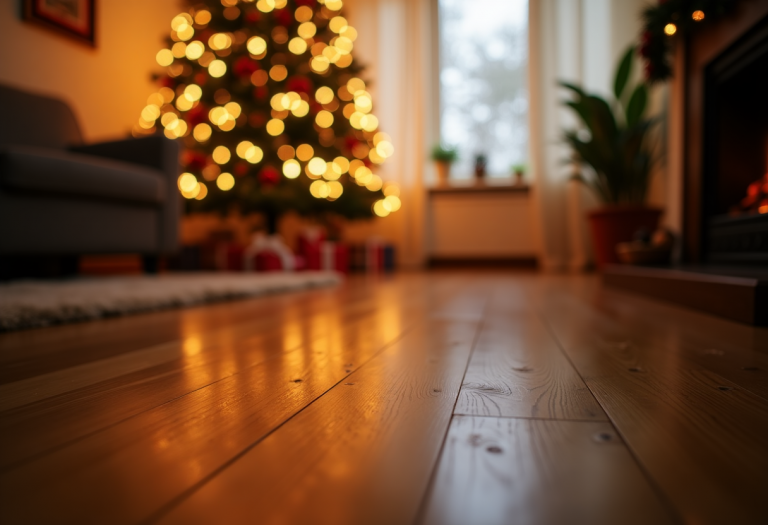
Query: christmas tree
134 0 401 230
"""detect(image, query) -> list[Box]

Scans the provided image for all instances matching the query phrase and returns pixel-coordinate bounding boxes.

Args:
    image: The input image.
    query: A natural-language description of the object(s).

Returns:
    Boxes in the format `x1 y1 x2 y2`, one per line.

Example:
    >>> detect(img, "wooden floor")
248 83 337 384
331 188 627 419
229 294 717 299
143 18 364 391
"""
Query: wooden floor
0 272 766 525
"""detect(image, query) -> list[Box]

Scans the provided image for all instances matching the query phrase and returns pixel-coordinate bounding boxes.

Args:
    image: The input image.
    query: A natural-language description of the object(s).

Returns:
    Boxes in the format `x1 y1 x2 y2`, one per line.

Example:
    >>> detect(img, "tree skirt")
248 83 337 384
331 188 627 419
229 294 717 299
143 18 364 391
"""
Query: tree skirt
0 272 342 331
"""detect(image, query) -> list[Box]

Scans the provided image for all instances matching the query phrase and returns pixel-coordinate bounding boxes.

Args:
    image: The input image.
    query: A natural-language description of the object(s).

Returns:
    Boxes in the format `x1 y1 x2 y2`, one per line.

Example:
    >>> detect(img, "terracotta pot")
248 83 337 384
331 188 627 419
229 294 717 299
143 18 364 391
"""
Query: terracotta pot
435 161 451 185
587 206 663 268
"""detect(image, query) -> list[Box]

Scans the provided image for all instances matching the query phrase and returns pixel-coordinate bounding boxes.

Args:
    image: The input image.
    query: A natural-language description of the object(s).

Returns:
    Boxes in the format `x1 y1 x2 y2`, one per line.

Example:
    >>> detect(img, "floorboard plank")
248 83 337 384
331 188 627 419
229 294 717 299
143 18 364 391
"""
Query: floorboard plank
0 278 473 525
456 312 606 420
154 319 483 525
0 272 764 525
0 304 388 470
596 287 768 400
0 276 451 470
0 284 369 384
531 276 768 400
421 415 676 525
540 291 768 525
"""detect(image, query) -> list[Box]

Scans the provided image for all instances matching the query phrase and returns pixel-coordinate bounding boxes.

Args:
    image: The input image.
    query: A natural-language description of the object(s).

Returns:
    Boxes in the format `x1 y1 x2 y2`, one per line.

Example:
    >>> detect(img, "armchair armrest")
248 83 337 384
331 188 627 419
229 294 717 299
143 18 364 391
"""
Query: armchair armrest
71 136 181 254
70 135 178 172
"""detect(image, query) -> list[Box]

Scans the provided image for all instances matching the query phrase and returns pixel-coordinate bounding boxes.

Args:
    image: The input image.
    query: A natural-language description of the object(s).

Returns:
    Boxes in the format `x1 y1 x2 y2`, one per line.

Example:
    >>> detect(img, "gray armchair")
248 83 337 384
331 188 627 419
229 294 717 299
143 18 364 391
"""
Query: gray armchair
0 84 180 276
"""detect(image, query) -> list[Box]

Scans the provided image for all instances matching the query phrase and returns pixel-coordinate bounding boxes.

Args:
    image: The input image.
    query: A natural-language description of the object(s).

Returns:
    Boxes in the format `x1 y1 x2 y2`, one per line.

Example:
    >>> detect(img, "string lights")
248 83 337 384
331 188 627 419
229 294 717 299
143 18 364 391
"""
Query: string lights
639 0 735 82
134 0 400 221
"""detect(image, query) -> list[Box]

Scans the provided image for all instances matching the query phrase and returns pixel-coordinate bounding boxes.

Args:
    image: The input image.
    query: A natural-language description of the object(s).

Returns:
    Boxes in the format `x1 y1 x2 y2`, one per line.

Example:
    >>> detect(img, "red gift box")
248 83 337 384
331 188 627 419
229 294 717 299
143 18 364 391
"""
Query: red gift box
298 228 326 270
254 251 283 272
366 241 385 272
241 234 300 272
214 243 246 271
349 240 395 272
319 241 349 273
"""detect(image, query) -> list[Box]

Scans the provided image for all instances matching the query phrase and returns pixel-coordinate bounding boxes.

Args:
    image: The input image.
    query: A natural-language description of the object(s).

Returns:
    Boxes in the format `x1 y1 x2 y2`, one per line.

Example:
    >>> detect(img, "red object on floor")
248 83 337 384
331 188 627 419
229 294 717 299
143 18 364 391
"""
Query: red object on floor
298 229 326 270
320 242 349 273
255 251 283 272
302 245 321 270
366 243 386 272
215 243 246 271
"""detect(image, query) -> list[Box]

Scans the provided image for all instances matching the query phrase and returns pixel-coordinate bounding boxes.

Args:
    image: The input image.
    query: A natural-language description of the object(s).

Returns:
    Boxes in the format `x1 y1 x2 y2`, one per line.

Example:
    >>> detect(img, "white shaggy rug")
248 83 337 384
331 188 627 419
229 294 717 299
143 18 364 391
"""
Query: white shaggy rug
0 272 342 331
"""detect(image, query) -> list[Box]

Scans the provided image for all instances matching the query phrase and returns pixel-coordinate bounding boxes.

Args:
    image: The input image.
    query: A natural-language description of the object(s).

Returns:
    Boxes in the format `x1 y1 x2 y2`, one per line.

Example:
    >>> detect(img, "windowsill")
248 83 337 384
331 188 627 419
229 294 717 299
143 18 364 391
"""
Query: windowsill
428 179 530 195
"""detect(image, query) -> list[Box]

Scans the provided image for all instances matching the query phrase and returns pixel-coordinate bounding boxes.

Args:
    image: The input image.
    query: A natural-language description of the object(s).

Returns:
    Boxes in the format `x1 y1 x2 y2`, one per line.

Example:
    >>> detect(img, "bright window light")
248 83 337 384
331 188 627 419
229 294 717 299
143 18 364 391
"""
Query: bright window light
439 0 528 178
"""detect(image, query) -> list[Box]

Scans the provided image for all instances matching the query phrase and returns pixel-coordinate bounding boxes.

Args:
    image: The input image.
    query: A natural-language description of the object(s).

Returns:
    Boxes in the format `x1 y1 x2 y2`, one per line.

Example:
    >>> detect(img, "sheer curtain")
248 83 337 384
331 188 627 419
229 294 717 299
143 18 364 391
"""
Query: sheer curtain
528 0 648 271
344 0 438 268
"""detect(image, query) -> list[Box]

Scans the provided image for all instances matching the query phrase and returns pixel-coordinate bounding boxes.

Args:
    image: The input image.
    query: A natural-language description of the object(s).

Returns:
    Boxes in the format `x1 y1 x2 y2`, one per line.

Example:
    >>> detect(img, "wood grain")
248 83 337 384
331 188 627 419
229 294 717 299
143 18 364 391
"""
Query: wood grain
421 416 675 525
0 284 363 385
595 287 768 400
0 275 456 470
0 272 765 525
540 290 768 525
456 312 606 420
530 276 768 400
0 277 475 525
0 318 407 524
155 319 482 525
0 304 383 470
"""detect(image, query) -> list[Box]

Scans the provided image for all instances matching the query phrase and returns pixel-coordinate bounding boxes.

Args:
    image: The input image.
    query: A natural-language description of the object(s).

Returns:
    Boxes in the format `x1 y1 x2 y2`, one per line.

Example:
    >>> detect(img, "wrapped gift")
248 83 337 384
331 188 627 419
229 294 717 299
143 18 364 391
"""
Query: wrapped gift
320 241 350 273
215 242 246 271
254 251 283 272
298 227 326 270
350 240 395 272
243 234 296 272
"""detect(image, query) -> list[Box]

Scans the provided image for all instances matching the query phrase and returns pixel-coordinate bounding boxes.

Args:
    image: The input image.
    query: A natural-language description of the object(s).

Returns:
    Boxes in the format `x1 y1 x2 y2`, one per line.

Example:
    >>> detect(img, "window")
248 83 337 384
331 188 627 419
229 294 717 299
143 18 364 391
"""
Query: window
438 0 528 179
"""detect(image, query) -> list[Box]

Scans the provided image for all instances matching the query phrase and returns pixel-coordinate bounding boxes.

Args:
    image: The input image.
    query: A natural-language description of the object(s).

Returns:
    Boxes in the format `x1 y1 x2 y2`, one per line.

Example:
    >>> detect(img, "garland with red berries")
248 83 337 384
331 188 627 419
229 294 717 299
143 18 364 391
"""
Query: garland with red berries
639 0 735 82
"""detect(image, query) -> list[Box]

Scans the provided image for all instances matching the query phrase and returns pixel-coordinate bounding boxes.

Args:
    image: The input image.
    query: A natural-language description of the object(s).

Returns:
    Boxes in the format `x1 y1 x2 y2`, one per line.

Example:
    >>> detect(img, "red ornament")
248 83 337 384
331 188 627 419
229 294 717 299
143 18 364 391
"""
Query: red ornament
285 75 313 94
253 86 269 100
246 10 261 23
249 111 268 128
235 162 250 177
274 9 293 27
344 135 359 151
194 72 208 86
259 166 281 186
234 56 259 79
186 103 208 127
160 77 175 88
181 150 207 170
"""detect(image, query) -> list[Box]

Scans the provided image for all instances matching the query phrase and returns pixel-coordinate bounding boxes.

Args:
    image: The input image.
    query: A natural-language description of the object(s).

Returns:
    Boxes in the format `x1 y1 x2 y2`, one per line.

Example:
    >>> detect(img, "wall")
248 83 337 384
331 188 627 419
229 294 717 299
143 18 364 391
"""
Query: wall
0 0 182 143
427 190 536 258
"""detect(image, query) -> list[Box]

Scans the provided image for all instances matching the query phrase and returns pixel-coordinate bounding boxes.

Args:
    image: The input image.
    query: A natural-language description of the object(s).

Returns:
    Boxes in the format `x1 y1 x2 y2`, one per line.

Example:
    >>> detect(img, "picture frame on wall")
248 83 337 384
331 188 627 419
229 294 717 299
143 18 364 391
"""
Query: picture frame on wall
23 0 96 47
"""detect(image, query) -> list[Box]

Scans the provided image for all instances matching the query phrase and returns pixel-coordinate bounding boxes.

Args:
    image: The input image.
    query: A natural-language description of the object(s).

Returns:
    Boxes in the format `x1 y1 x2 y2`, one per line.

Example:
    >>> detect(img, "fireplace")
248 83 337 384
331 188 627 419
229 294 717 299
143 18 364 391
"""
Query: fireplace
604 2 768 326
703 14 768 264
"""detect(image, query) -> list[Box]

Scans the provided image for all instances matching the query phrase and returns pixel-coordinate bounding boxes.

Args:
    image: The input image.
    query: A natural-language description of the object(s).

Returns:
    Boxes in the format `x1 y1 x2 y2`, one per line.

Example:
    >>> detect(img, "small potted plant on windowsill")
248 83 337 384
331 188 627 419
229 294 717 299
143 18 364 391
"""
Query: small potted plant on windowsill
511 163 526 186
474 153 488 181
561 46 663 268
431 144 458 186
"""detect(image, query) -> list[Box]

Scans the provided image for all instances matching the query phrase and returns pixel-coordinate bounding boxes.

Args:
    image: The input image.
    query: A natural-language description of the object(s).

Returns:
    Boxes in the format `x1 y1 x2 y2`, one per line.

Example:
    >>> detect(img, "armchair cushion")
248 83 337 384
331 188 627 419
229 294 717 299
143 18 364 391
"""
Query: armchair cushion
0 145 166 205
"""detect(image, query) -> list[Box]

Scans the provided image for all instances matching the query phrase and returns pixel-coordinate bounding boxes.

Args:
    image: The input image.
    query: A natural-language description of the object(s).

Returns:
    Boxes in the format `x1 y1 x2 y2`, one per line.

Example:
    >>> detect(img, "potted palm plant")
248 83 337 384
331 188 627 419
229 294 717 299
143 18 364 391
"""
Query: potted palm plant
561 46 662 267
431 144 458 186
